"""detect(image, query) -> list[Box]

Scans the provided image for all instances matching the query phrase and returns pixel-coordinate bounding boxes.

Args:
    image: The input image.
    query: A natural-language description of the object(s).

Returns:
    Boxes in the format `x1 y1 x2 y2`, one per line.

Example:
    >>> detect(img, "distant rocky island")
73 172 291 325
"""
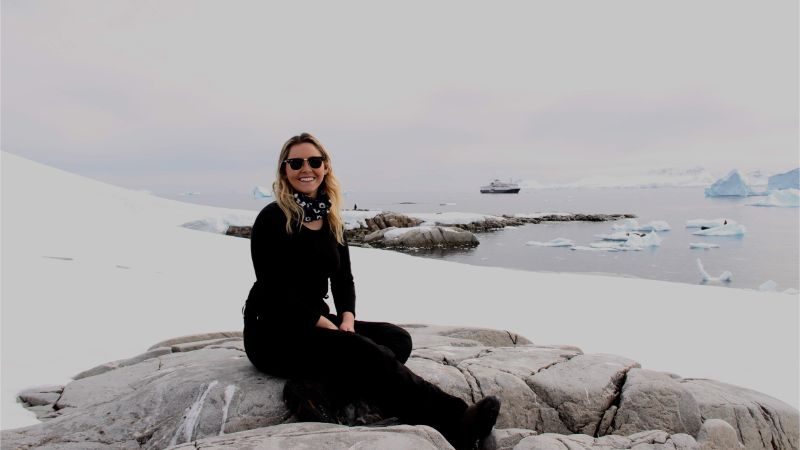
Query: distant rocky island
5 325 797 449
226 211 635 250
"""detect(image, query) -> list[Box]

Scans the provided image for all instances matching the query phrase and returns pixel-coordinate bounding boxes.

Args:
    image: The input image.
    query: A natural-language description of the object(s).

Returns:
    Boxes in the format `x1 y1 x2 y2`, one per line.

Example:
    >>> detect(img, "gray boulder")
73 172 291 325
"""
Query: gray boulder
3 325 797 450
363 226 479 249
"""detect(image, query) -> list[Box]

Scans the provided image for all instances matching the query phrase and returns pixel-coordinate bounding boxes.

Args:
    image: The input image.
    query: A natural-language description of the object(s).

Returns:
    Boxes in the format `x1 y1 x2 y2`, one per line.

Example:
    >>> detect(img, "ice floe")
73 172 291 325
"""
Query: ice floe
767 168 800 190
594 231 632 241
692 223 747 236
689 243 720 249
696 259 732 283
685 218 734 228
749 189 799 208
758 280 778 292
525 238 574 247
704 169 758 197
612 218 671 232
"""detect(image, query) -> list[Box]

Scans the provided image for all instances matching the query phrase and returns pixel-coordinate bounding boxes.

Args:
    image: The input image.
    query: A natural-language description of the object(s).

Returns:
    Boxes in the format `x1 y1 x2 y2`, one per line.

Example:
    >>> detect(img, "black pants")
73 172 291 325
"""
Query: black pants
243 310 467 434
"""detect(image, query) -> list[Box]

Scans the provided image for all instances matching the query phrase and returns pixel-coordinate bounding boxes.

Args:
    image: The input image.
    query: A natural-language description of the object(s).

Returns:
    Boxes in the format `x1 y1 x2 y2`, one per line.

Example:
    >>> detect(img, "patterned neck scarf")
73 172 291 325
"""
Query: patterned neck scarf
293 191 332 222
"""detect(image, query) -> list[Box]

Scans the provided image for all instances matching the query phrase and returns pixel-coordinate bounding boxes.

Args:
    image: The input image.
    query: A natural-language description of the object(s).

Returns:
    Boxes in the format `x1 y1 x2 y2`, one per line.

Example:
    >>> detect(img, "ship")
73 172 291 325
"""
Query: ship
480 179 521 194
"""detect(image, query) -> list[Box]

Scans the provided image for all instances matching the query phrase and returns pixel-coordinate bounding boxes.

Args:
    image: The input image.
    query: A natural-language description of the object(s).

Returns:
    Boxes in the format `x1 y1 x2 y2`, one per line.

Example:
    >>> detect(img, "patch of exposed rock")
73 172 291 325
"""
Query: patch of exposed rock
225 211 636 250
3 325 796 450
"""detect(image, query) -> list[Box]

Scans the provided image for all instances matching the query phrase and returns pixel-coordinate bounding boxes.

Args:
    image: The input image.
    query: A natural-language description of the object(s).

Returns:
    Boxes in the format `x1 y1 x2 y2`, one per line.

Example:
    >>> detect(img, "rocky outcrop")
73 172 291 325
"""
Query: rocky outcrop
4 326 797 450
363 226 480 249
225 212 636 249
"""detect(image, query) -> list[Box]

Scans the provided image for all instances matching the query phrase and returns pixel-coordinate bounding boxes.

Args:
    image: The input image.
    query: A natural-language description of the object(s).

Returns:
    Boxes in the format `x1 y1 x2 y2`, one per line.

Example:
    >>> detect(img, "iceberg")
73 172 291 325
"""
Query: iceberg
611 219 670 232
692 223 746 236
758 280 778 292
767 168 800 190
696 258 732 283
749 189 799 208
689 243 720 249
525 238 574 247
594 231 631 241
685 218 734 228
704 169 756 197
252 186 272 199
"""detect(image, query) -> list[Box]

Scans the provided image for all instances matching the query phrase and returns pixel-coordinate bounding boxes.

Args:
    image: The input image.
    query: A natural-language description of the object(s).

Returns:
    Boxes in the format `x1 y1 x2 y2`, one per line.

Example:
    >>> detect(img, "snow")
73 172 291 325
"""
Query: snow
341 209 384 230
767 168 800 190
252 186 272 199
749 189 799 208
692 223 747 236
525 238 574 247
2 152 798 431
685 218 734 228
689 243 720 250
704 169 757 197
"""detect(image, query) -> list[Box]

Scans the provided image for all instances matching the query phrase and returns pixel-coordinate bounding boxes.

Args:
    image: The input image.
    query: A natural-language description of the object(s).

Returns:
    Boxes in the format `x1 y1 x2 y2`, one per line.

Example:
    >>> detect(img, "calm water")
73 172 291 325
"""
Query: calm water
165 188 799 291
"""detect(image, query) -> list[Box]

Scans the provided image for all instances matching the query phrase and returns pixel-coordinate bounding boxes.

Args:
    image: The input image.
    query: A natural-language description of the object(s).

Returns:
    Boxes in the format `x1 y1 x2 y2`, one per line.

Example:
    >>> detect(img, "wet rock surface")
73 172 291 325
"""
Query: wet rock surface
4 325 796 450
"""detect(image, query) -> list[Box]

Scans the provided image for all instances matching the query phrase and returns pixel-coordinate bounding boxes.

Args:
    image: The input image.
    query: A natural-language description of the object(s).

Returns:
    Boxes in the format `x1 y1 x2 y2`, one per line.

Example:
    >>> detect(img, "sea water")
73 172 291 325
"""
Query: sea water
163 187 799 291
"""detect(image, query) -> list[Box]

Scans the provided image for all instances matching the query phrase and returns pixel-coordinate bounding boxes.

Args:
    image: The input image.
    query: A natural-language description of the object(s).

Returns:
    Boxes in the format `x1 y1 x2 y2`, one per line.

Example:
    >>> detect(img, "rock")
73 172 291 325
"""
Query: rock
611 369 703 436
527 353 640 435
683 378 799 450
3 326 798 450
479 427 536 450
166 422 451 449
696 419 743 449
363 225 480 249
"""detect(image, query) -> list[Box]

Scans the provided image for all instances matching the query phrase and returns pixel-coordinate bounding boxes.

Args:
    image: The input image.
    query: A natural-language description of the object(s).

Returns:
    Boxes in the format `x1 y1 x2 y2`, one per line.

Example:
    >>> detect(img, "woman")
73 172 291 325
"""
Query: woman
243 133 500 449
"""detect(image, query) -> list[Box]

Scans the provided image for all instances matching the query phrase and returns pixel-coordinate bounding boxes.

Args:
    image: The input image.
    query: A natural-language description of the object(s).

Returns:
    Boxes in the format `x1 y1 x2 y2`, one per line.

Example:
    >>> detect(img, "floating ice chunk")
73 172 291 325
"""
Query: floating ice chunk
612 219 639 231
638 220 670 231
696 258 732 283
526 238 574 247
685 218 734 228
636 231 662 247
570 245 619 252
692 223 746 236
758 280 778 292
252 186 272 199
767 168 800 190
612 219 670 232
704 169 756 197
689 243 720 249
749 189 799 208
595 232 631 241
783 288 799 295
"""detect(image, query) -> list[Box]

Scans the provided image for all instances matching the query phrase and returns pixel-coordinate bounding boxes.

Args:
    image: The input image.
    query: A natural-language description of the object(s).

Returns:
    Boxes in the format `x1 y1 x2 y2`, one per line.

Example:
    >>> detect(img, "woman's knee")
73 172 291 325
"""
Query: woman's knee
379 324 412 363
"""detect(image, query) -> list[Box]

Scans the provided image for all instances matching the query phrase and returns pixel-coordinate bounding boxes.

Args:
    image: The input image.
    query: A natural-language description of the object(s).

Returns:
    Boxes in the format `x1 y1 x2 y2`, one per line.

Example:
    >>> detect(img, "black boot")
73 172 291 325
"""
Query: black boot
448 396 501 450
283 379 339 424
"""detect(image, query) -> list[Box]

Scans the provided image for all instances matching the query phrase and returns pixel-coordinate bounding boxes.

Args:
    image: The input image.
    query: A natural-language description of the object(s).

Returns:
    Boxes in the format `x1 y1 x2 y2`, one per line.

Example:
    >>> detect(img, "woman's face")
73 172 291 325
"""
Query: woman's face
284 142 328 198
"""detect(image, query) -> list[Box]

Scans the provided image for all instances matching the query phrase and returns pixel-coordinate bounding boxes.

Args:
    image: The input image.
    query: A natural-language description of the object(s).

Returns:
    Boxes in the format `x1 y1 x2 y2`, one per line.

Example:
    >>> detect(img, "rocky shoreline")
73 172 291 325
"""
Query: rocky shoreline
5 325 797 450
226 211 636 249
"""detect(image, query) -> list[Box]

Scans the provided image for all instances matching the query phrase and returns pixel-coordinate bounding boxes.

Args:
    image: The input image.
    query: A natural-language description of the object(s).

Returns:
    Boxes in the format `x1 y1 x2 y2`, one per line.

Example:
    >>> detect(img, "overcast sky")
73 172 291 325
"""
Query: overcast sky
2 1 798 194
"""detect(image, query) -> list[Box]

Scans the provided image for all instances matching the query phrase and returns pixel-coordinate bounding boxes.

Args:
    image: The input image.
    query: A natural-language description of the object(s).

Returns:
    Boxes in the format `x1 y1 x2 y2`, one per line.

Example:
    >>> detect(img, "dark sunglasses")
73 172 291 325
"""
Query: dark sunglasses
283 157 325 171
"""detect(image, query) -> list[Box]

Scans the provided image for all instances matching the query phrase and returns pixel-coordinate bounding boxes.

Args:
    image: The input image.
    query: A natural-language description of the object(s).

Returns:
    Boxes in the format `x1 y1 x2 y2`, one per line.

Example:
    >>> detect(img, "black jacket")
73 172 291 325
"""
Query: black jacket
246 202 356 333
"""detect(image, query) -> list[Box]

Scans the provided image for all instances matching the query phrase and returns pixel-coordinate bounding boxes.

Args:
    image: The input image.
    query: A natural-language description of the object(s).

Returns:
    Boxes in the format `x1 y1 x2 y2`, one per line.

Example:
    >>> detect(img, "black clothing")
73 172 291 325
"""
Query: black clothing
243 201 468 444
246 202 355 333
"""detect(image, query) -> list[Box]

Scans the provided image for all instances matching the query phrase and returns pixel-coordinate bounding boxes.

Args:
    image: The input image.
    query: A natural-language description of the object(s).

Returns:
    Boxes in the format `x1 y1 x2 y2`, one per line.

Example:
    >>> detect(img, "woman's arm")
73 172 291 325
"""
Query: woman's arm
331 235 356 332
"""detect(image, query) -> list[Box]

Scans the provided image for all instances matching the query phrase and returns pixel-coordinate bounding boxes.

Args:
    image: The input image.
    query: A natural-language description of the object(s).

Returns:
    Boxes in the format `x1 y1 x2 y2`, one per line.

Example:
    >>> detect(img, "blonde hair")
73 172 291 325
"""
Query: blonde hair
273 132 345 244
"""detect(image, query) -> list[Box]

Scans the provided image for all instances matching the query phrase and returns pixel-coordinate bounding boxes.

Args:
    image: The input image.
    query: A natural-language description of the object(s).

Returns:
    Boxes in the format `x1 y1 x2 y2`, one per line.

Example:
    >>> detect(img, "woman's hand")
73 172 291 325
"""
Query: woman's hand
316 315 338 330
339 312 355 333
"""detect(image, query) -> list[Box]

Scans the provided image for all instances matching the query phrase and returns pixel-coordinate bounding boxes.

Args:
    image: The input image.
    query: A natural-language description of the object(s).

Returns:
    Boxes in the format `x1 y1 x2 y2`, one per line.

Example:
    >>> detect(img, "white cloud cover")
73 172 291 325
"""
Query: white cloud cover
2 0 797 194
2 152 797 431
